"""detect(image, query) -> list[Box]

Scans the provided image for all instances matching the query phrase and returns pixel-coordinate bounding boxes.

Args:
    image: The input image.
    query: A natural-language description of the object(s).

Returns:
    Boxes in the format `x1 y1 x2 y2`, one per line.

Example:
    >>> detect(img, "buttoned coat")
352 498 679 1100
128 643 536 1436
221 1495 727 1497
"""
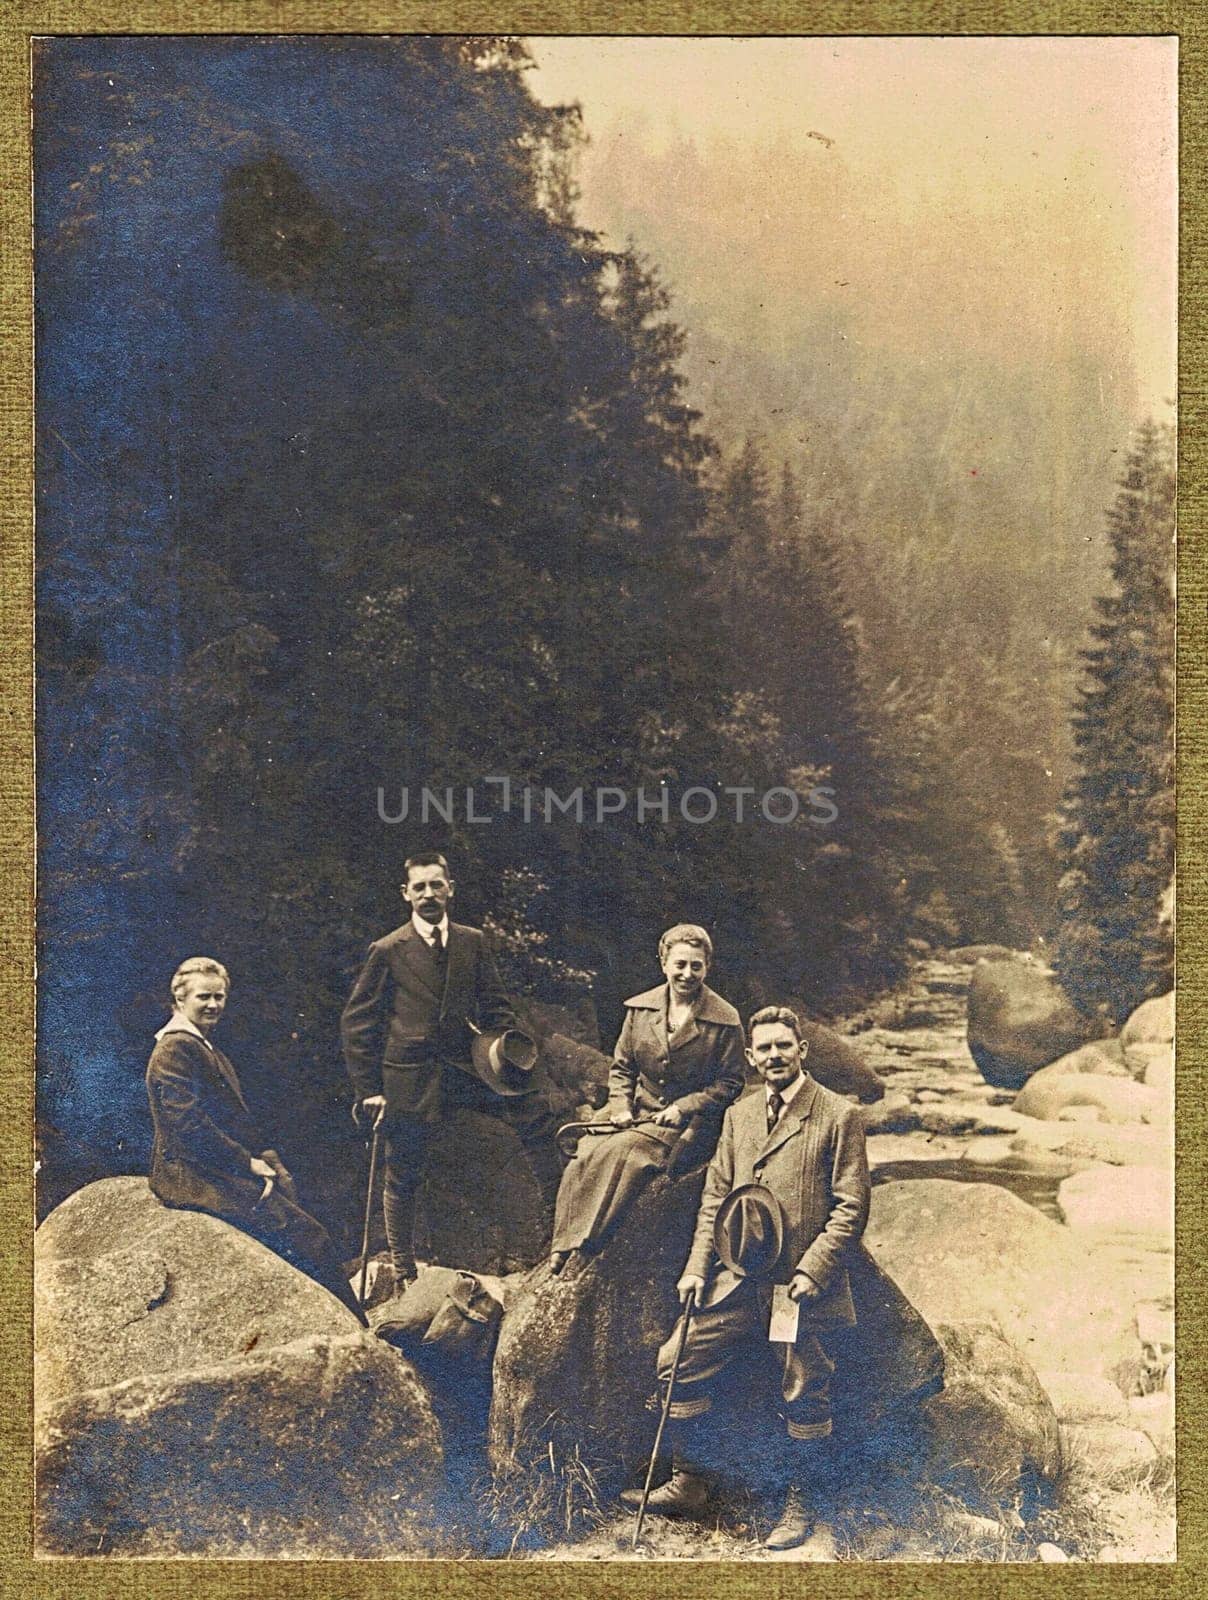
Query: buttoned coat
146 1025 272 1218
146 1022 367 1322
606 983 745 1133
549 983 744 1255
340 919 516 1119
683 1073 871 1331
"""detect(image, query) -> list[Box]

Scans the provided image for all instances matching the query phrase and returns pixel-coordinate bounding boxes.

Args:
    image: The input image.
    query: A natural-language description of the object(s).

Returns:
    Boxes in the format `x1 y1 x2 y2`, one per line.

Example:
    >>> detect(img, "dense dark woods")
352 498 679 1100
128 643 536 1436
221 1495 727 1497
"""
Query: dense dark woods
36 38 1174 1225
1053 422 1176 1022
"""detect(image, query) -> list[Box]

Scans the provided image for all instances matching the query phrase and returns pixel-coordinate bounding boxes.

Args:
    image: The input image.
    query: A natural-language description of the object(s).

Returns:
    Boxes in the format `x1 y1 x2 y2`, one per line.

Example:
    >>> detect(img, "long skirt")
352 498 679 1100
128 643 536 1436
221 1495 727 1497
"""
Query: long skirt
550 1121 686 1255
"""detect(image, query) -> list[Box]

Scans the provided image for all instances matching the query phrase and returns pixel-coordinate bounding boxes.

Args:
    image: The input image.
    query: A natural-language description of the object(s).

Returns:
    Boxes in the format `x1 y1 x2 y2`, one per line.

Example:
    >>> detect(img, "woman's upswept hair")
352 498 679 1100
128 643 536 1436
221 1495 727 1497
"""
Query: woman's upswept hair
170 956 230 1005
658 923 713 964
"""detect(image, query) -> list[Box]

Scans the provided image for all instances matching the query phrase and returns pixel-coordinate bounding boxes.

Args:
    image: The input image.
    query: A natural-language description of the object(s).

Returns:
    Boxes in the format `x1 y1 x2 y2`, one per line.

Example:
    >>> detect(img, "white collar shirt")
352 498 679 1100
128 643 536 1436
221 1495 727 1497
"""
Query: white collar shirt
766 1071 806 1124
411 912 450 948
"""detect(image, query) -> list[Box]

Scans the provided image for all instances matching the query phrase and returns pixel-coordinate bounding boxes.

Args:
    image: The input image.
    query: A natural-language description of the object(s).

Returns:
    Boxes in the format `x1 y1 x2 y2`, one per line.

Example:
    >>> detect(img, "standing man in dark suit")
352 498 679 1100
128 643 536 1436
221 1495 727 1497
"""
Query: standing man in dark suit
341 852 564 1301
146 957 366 1324
622 1004 871 1550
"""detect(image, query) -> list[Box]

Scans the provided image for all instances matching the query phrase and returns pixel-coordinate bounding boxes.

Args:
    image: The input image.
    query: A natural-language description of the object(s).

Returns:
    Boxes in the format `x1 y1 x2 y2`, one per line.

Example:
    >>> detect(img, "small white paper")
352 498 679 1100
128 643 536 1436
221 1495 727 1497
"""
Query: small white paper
769 1284 800 1343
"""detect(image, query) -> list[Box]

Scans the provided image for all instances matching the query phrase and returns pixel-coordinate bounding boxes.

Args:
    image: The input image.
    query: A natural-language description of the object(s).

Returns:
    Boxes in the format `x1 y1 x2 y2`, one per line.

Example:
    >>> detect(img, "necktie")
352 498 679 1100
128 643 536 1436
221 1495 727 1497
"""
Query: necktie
432 926 446 967
767 1090 783 1134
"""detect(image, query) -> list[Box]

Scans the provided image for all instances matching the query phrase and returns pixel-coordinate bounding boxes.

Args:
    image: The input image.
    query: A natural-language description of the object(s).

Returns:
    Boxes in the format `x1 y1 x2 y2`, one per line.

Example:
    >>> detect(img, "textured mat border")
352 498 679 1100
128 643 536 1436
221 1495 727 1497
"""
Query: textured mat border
2 4 1201 1595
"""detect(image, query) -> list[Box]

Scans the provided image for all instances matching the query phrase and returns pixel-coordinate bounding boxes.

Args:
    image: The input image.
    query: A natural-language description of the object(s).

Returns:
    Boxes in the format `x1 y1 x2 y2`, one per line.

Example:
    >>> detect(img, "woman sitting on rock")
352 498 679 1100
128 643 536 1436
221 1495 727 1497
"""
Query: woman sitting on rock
145 956 367 1324
548 924 745 1275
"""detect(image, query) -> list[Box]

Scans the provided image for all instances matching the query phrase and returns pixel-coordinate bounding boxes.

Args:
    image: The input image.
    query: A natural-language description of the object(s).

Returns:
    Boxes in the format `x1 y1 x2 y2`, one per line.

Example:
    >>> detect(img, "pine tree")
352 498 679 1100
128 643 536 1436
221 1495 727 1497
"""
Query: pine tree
1053 420 1175 1021
695 442 910 1002
36 37 729 1216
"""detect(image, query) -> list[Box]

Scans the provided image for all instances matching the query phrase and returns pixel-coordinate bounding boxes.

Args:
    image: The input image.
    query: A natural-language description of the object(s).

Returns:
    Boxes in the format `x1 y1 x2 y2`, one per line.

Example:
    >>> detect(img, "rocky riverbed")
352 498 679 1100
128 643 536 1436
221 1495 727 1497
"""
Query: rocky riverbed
851 956 1173 1563
855 958 1172 1315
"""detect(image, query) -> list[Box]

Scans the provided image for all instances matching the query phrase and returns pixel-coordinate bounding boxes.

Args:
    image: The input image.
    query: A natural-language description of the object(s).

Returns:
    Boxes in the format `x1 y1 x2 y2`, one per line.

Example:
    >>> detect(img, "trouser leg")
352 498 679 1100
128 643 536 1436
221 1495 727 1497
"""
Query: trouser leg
655 1292 763 1423
382 1118 430 1279
623 1302 756 1513
781 1332 836 1442
252 1191 369 1326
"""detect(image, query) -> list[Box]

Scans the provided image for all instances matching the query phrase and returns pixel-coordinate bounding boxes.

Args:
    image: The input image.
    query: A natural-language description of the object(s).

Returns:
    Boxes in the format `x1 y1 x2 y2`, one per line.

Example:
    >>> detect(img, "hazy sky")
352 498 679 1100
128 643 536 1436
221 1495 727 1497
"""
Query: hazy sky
528 36 1177 411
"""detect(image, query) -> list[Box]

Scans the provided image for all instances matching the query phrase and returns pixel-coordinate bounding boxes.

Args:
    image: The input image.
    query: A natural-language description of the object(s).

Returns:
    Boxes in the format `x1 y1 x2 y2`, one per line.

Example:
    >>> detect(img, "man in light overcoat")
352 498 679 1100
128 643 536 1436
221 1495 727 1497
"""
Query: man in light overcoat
623 1003 871 1549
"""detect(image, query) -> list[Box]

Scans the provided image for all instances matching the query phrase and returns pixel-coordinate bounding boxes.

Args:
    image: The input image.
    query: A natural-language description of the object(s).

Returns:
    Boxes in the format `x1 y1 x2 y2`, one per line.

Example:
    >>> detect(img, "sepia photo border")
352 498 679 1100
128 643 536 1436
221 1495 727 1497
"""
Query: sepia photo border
2 1 1202 1594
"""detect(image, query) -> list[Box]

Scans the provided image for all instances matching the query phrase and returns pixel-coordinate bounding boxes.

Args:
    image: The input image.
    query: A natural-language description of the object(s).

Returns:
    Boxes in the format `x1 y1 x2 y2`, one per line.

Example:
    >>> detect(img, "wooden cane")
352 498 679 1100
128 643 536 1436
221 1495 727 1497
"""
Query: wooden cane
631 1286 698 1549
356 1123 382 1311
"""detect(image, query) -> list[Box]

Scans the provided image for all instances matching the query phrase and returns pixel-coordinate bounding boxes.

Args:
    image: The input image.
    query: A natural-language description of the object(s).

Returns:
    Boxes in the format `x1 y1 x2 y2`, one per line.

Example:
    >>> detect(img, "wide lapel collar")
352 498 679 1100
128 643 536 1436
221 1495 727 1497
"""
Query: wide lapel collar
668 992 701 1052
669 984 732 1051
652 983 671 1055
754 1074 818 1167
210 1044 250 1113
159 1020 249 1112
733 1089 769 1176
440 924 473 1019
622 985 669 1052
399 921 444 1002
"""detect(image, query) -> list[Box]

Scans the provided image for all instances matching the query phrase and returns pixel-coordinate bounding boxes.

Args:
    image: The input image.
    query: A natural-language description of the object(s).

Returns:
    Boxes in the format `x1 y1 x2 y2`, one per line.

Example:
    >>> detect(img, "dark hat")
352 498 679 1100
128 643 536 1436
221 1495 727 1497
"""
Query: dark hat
469 1026 540 1096
422 1271 505 1355
713 1183 787 1280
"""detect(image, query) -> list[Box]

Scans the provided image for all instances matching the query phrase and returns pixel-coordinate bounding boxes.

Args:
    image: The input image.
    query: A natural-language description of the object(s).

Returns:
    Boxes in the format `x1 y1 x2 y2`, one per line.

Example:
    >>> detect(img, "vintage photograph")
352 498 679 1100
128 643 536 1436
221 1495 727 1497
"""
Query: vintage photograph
33 34 1176 1561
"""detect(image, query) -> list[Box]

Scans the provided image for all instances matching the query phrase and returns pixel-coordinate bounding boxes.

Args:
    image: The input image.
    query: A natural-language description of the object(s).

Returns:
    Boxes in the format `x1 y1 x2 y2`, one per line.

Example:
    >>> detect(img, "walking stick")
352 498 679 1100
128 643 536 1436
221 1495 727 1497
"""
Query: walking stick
356 1122 382 1312
631 1286 698 1549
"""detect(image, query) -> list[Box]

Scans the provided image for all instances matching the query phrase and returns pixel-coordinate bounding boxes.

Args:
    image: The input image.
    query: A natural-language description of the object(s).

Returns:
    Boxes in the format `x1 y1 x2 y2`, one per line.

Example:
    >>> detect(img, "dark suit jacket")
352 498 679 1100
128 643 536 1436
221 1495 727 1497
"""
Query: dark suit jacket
146 1025 268 1219
607 983 745 1135
684 1073 871 1331
340 919 516 1119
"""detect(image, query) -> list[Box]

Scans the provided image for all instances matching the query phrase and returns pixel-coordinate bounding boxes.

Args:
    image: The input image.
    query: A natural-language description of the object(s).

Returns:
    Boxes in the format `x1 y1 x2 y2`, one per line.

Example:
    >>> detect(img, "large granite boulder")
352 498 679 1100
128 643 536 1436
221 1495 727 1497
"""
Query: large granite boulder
865 1179 1138 1378
800 1021 885 1103
514 995 602 1051
1037 1038 1130 1078
1008 1117 1171 1170
919 1321 1062 1507
1013 1064 1160 1125
1057 1165 1174 1252
489 1176 941 1537
36 1178 444 1557
1037 1371 1129 1425
949 944 1018 963
513 994 611 1111
1120 992 1174 1088
411 1035 610 1273
967 960 1093 1091
537 1032 611 1111
488 1169 704 1534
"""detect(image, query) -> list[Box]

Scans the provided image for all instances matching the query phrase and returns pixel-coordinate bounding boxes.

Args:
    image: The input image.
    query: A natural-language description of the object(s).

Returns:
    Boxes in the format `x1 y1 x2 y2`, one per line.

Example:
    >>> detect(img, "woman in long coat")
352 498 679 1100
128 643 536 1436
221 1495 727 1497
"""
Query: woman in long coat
548 923 745 1273
146 956 367 1323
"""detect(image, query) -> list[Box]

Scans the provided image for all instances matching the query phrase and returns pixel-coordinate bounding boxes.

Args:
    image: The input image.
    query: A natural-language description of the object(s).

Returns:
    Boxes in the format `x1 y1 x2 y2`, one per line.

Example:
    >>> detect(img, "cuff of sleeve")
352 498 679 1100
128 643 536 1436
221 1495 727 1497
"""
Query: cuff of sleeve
795 1263 827 1293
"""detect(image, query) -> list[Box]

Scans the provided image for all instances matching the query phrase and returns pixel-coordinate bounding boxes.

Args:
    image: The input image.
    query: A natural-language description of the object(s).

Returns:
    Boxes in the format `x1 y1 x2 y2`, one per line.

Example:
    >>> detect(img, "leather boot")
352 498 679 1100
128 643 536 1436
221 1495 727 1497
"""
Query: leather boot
379 1260 417 1307
764 1484 815 1551
359 1258 407 1312
620 1459 709 1518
